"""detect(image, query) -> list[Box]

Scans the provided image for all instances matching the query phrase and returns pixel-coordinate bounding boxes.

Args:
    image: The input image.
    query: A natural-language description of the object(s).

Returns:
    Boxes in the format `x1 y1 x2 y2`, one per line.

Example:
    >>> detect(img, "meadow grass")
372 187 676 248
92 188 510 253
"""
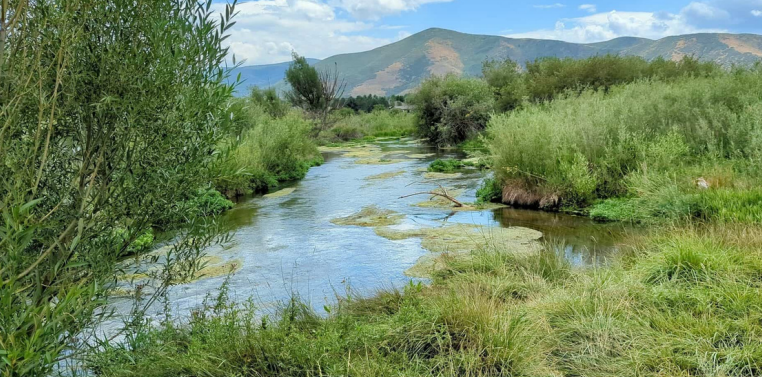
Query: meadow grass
486 68 762 221
88 225 762 376
212 107 322 197
325 110 417 142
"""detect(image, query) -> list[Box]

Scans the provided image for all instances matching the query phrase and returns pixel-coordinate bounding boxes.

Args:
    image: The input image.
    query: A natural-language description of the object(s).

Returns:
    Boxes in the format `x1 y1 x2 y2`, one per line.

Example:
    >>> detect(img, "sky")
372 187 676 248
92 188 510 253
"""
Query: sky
212 0 762 66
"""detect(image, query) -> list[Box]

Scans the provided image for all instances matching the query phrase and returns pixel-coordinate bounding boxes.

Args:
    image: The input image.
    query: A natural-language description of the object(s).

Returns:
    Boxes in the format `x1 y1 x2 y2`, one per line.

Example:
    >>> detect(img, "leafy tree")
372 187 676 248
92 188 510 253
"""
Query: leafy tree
286 53 346 133
412 74 495 146
482 59 526 112
0 0 237 374
343 95 390 113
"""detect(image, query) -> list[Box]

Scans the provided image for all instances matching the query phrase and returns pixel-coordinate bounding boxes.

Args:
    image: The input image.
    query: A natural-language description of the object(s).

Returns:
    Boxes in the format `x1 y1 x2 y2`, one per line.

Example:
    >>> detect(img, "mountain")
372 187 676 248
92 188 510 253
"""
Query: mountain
237 28 762 97
228 58 320 96
312 28 762 96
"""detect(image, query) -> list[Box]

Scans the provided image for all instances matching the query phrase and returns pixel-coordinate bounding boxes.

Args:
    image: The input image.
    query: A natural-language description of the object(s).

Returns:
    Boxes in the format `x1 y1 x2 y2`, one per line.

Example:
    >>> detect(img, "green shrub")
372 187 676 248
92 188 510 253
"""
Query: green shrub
412 74 495 146
185 188 235 217
482 59 527 112
477 178 503 204
249 87 289 118
327 110 416 141
428 159 464 173
488 69 762 212
524 55 719 102
212 109 321 197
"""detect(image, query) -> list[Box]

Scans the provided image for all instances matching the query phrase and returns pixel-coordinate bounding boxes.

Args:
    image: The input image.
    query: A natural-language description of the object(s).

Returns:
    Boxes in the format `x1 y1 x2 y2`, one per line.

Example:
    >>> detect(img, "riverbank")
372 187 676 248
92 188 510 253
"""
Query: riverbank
90 222 762 376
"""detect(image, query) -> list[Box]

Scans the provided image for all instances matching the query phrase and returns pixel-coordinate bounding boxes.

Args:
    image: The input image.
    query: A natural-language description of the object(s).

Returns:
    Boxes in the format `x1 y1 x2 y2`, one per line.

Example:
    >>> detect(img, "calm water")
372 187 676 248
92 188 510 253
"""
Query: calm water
109 140 633 324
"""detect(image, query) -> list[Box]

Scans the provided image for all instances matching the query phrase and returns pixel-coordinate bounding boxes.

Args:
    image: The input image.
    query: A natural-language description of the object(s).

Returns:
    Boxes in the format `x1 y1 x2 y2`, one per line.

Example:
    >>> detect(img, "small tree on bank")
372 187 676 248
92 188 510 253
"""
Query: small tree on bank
285 53 346 133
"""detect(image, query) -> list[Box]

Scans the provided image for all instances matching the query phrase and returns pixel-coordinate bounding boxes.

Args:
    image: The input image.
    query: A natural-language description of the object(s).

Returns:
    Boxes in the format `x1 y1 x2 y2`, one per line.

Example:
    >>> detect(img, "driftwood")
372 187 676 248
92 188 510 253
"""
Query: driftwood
399 184 464 207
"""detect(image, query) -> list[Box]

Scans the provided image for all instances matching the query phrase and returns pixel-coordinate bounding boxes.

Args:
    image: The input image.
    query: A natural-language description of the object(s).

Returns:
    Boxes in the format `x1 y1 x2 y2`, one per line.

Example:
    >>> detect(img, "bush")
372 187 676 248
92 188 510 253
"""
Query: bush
477 178 503 204
428 159 465 173
249 87 289 118
212 108 322 197
0 0 236 373
523 55 719 102
327 110 417 141
412 74 495 146
483 59 526 112
488 69 762 212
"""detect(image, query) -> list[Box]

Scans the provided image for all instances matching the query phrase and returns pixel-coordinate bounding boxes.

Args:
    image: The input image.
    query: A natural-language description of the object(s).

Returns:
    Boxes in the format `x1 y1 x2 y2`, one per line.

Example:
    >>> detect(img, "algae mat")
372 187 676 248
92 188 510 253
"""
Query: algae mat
264 187 296 198
375 224 543 278
366 170 406 181
331 206 405 227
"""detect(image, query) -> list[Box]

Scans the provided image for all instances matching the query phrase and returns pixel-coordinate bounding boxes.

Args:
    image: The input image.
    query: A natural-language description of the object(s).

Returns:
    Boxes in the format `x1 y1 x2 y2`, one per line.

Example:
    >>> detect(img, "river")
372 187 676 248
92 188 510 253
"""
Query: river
109 138 632 325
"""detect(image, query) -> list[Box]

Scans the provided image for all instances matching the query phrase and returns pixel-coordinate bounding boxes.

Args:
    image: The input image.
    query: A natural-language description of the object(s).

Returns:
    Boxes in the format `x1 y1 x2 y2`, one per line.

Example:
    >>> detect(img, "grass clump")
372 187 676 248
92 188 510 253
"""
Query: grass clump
326 110 417 142
476 178 502 204
88 225 762 376
212 105 322 197
427 158 465 173
487 68 762 218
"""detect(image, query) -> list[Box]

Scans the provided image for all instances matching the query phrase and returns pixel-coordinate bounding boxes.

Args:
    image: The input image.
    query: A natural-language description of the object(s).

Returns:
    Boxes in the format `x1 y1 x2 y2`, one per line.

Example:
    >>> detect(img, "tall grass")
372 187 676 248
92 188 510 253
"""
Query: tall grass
89 225 762 376
326 110 417 142
486 68 762 220
212 105 322 197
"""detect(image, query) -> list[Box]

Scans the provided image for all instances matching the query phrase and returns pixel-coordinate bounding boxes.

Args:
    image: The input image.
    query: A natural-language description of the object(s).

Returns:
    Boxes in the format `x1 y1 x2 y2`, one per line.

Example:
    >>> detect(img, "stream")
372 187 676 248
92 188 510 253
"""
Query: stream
109 139 633 326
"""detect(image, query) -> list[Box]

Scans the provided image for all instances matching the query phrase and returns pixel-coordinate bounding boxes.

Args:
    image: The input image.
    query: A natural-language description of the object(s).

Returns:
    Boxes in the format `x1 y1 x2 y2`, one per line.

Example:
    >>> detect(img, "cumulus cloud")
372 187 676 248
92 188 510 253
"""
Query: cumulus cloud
509 0 762 43
506 11 724 43
333 0 453 20
579 4 597 13
217 0 448 65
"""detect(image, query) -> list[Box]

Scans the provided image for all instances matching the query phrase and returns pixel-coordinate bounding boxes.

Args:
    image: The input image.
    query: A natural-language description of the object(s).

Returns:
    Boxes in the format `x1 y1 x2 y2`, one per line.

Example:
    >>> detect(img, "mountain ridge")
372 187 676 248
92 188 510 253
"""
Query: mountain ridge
231 28 762 97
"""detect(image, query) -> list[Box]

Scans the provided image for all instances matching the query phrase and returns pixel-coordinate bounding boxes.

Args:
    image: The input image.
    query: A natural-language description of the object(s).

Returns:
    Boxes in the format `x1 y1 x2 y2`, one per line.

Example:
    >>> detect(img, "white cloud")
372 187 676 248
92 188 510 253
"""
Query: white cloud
506 10 726 43
579 4 597 13
508 0 762 43
218 0 447 65
216 0 381 65
534 3 565 9
333 0 453 20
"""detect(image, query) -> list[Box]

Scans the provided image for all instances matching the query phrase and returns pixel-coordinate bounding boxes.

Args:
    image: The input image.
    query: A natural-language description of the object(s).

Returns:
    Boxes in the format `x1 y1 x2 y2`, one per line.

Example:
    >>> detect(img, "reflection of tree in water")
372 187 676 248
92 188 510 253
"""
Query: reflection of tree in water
491 208 635 266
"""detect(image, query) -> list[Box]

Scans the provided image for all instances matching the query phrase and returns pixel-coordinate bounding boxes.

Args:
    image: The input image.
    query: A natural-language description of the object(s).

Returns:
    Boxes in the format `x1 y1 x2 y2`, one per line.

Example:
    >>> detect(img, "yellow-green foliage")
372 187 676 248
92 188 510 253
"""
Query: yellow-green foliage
328 110 416 141
487 69 762 217
212 105 321 197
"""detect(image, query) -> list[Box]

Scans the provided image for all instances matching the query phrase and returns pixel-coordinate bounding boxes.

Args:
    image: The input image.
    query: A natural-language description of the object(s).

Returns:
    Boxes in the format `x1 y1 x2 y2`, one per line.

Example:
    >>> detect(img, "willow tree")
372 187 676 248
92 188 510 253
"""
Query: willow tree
0 0 237 375
285 53 346 133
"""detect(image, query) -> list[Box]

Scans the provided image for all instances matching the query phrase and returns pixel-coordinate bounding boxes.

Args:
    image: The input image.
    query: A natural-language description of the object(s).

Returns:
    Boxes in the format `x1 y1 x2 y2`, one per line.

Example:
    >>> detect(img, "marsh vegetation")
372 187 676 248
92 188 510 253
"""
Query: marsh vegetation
2 1 761 375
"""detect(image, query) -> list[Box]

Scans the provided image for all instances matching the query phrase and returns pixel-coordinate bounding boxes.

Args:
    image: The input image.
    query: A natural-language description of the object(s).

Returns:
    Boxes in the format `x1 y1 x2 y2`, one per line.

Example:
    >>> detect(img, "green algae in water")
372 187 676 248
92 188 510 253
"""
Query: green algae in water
264 187 296 198
366 170 406 181
423 172 463 180
408 153 436 159
331 206 405 227
355 158 406 165
375 224 543 278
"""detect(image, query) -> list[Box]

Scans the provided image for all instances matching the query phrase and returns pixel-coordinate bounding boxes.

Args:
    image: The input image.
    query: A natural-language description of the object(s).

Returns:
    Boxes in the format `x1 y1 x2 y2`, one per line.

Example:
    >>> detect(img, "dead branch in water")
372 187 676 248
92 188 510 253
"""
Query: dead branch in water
399 183 464 207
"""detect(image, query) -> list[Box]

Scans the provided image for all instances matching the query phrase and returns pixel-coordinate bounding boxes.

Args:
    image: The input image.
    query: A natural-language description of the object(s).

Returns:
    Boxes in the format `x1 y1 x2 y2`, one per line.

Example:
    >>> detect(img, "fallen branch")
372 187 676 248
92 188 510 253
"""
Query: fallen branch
399 189 464 207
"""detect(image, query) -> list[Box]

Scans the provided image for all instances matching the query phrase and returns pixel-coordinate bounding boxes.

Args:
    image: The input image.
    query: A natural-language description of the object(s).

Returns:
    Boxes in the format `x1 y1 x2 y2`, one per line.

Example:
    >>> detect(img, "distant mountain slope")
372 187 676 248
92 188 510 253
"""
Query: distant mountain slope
238 28 762 97
228 58 319 96
313 28 762 96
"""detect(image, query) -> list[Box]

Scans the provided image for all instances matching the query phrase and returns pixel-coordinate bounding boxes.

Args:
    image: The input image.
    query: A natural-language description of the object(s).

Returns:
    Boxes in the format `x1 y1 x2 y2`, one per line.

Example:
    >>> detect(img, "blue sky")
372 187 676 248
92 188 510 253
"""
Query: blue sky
214 0 762 65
